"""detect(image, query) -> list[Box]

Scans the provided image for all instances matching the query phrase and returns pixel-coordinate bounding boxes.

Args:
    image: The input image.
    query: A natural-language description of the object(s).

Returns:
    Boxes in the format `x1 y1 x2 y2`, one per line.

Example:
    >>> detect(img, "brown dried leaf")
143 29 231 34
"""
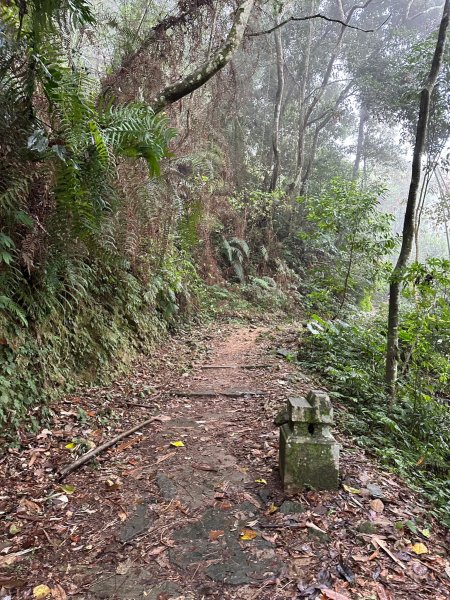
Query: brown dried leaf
209 530 225 541
371 499 384 513
0 575 27 589
116 437 142 453
375 583 393 600
148 545 167 557
156 451 176 464
321 589 352 600
51 584 67 600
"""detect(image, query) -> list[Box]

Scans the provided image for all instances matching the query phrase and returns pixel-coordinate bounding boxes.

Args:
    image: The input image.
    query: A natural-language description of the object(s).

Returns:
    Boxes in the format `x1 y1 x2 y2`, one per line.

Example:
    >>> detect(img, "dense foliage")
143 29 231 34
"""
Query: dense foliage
0 0 201 431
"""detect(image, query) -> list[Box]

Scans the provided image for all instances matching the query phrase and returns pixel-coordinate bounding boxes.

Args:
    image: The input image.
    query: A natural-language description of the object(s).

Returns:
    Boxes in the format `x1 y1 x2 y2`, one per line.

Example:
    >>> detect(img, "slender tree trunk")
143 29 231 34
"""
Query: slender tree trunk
435 168 450 259
269 21 285 191
352 104 368 180
445 215 450 259
289 10 313 196
288 0 373 196
414 162 436 261
385 0 450 405
299 80 353 194
232 117 246 189
262 68 277 190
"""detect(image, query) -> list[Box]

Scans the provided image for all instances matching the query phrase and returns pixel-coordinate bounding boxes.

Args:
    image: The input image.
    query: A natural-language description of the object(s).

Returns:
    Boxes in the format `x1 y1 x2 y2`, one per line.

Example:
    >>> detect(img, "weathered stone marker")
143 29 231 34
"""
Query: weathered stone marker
278 390 339 492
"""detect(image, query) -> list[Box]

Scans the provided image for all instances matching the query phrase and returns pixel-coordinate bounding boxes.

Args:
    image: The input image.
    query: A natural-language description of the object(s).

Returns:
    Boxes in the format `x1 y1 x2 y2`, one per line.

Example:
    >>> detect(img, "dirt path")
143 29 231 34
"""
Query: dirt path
1 323 450 600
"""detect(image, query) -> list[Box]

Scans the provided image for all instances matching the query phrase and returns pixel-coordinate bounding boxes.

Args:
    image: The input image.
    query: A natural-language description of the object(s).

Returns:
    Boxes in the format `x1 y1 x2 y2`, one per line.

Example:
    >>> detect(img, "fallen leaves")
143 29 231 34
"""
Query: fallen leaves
267 502 278 514
375 583 392 600
1 549 31 568
116 436 142 453
147 545 167 557
0 575 27 589
156 451 176 464
33 585 51 599
240 529 258 541
116 558 133 575
192 463 217 472
342 484 360 495
320 589 352 600
50 584 67 600
411 542 428 555
2 325 450 600
371 536 406 570
370 499 384 513
8 523 21 535
105 477 123 491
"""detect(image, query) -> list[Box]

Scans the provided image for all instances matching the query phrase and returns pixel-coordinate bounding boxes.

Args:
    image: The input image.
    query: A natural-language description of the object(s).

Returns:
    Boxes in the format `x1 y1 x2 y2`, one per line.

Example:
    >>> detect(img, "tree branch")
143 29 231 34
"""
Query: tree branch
406 1 443 22
150 0 255 113
103 0 214 94
247 12 386 37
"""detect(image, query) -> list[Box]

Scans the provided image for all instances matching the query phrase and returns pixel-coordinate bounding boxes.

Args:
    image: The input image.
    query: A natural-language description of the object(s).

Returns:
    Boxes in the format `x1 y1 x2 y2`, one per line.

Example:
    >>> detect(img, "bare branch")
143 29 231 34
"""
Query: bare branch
247 12 387 37
406 1 444 22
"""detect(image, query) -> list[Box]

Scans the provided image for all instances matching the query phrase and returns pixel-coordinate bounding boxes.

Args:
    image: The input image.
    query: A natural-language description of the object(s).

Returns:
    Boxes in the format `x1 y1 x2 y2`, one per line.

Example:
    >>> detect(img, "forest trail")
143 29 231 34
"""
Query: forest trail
1 323 450 600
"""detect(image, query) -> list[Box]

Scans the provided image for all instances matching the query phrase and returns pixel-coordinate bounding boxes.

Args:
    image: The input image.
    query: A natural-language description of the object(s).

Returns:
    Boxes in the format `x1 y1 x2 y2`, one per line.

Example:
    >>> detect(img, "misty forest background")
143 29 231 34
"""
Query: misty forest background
1 0 449 523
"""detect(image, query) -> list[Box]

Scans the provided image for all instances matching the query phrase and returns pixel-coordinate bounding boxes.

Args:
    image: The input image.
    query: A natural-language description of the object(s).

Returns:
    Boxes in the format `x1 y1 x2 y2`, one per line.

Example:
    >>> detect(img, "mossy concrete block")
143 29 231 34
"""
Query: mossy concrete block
278 392 340 492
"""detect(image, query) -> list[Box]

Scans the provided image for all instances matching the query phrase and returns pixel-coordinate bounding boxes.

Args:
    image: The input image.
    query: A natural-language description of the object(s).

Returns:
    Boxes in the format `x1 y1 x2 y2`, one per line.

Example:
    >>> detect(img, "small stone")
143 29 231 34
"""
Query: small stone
118 503 152 543
366 483 384 499
357 521 378 534
307 526 329 543
279 500 305 515
257 489 270 504
276 348 292 358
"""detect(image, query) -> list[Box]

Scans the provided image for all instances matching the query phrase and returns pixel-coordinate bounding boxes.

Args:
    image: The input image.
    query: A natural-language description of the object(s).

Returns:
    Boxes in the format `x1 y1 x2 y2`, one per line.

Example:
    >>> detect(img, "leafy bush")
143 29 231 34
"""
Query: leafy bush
297 178 397 314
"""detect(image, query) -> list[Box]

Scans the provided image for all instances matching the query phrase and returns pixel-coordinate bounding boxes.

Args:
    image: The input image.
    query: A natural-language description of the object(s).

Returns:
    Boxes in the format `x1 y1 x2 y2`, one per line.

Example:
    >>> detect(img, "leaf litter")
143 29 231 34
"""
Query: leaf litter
0 322 449 599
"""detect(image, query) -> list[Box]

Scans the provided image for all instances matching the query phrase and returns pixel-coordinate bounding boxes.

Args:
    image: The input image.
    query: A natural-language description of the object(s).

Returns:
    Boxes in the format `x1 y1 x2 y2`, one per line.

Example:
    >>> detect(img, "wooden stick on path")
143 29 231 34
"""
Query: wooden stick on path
58 415 170 481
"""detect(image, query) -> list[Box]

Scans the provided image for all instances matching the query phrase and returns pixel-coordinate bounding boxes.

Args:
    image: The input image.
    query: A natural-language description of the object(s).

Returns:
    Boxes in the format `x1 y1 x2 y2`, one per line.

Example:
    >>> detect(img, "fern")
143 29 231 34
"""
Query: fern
221 237 250 283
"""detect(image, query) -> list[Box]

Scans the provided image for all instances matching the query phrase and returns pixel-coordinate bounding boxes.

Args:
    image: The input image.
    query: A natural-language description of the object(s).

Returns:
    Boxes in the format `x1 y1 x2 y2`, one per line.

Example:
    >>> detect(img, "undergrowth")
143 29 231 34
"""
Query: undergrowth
0 252 210 439
299 301 450 527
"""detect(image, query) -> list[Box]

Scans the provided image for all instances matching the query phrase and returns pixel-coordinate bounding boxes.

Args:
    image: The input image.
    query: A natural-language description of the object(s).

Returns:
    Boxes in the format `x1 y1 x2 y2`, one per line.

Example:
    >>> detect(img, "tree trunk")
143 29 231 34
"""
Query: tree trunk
385 0 450 405
435 168 450 259
288 11 313 196
352 104 368 180
268 21 285 192
151 0 255 114
288 0 372 196
445 215 450 259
